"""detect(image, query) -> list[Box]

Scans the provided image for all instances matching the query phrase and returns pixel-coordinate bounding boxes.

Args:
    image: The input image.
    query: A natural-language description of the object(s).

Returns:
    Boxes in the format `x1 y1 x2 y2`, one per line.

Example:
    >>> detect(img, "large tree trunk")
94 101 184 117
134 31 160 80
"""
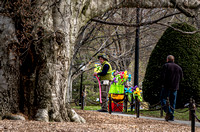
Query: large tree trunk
0 0 86 122
0 15 20 116
0 0 199 122
24 0 85 122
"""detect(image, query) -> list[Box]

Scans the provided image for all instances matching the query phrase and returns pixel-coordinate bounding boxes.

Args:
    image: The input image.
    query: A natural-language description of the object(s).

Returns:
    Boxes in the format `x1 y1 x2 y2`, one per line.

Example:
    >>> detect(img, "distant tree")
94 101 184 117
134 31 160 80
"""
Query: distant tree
143 23 200 107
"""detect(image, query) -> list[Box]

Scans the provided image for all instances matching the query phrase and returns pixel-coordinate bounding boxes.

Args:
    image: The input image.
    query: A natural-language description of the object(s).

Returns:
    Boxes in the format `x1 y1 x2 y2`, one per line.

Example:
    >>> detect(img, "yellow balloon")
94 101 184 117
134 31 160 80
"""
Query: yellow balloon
134 88 142 96
94 64 101 73
124 75 128 79
124 71 127 74
124 71 128 79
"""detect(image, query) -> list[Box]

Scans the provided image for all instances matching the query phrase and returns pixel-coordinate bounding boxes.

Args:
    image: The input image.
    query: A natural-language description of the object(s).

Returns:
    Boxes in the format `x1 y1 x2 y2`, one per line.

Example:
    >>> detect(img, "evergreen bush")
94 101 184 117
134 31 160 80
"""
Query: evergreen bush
142 23 200 107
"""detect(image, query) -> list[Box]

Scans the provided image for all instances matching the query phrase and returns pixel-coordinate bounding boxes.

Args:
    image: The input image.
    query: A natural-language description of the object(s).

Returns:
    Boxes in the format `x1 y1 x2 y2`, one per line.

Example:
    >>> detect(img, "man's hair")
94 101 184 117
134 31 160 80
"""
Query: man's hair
167 55 174 62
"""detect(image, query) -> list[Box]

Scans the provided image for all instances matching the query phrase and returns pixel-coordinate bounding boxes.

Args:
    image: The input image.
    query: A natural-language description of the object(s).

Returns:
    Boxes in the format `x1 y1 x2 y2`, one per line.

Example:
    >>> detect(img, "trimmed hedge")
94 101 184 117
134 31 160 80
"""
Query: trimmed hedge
142 23 200 107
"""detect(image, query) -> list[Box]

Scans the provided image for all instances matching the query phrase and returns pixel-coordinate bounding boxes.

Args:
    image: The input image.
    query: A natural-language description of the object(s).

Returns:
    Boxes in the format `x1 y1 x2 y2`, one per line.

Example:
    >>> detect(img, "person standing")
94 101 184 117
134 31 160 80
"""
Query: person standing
94 54 112 112
160 55 183 121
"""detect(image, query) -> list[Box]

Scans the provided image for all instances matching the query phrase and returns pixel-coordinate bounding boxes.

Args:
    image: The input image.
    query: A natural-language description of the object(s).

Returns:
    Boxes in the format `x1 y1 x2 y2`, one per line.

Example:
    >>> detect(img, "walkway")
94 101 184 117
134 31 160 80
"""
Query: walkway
110 112 200 127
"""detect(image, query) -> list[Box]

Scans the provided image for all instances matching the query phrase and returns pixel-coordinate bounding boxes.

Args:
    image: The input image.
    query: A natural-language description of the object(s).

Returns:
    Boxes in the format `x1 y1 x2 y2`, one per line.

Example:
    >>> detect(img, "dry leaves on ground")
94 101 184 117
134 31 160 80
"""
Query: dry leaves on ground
0 109 199 132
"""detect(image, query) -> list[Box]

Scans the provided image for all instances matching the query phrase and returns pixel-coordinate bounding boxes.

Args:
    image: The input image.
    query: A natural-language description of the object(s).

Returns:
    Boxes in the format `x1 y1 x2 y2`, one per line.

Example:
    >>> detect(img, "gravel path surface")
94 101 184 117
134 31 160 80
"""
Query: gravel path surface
0 109 199 132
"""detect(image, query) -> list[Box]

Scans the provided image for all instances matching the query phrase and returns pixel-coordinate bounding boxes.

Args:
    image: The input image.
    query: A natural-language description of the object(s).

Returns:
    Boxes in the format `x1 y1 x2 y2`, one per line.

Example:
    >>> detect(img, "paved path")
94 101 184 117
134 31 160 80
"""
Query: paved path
110 112 200 127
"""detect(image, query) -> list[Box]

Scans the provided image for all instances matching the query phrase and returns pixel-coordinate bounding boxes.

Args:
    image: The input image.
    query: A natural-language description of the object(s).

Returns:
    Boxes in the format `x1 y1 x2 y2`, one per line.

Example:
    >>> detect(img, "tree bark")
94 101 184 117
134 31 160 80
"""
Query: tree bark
0 15 20 117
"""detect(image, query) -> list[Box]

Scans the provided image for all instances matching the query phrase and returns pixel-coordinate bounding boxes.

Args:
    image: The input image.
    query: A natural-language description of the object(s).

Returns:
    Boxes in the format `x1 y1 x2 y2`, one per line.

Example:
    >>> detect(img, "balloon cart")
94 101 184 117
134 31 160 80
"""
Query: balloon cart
108 71 142 114
93 64 142 113
108 84 124 113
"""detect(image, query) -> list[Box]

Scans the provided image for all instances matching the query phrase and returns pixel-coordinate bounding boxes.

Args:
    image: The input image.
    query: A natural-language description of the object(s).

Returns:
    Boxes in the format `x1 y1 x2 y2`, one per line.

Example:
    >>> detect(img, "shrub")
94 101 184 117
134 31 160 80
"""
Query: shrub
142 23 200 107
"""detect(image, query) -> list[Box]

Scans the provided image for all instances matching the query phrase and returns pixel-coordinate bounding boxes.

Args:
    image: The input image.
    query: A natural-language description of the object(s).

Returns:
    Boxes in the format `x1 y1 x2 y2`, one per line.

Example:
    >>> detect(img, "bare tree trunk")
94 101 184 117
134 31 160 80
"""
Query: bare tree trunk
33 0 82 122
0 15 20 116
0 0 86 122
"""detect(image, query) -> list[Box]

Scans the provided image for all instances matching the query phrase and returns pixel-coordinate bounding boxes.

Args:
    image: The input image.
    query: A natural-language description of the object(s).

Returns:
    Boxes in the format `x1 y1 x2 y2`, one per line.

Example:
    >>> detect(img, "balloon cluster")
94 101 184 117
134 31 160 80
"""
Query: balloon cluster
109 71 131 94
111 71 130 85
124 85 137 93
94 64 102 73
124 85 143 102
109 71 143 102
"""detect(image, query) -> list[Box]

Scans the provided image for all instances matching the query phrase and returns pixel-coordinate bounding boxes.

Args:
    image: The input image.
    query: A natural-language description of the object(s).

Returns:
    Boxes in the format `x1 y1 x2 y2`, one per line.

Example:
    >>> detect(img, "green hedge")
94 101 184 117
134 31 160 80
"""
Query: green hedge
142 23 200 107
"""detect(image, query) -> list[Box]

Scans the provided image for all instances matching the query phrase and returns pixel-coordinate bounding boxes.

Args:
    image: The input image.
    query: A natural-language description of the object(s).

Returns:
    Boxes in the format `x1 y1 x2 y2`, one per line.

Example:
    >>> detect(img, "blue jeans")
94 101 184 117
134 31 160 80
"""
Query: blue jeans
160 88 177 116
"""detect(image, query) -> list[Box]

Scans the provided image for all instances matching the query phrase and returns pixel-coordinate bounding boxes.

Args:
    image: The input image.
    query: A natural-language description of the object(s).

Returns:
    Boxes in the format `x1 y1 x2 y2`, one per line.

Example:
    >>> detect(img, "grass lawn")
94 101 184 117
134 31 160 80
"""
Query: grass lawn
72 105 200 121
127 108 193 121
71 105 101 111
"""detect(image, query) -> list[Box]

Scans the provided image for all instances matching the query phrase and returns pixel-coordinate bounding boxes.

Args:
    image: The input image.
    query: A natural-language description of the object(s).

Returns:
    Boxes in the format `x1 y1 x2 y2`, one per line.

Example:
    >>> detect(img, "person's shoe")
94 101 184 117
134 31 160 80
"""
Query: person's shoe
165 113 173 121
168 115 174 121
97 109 108 112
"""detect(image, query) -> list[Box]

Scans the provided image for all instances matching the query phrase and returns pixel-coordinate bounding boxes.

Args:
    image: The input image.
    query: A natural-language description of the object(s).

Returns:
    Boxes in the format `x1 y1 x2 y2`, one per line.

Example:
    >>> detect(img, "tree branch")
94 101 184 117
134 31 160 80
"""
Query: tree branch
157 22 200 34
170 0 195 18
91 12 181 27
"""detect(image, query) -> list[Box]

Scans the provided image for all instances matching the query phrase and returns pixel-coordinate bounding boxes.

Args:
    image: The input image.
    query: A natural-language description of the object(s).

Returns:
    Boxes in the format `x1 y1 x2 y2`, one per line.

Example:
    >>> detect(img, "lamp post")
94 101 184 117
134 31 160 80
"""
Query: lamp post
79 64 85 110
131 7 140 113
79 72 83 106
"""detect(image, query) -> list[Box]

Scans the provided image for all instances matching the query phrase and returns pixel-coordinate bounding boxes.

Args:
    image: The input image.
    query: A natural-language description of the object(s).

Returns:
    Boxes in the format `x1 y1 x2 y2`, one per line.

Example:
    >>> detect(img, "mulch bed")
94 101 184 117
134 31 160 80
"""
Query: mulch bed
0 109 199 131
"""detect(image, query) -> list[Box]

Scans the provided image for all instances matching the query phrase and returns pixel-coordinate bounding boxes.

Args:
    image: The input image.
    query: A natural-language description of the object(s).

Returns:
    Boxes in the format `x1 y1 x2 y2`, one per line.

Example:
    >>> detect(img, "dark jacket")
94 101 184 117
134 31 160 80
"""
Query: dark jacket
161 61 183 90
97 64 109 76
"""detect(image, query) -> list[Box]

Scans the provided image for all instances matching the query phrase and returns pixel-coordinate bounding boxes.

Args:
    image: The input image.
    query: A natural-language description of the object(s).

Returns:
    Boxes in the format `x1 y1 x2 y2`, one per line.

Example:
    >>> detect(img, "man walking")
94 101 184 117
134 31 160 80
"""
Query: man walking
94 54 112 112
160 55 183 121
